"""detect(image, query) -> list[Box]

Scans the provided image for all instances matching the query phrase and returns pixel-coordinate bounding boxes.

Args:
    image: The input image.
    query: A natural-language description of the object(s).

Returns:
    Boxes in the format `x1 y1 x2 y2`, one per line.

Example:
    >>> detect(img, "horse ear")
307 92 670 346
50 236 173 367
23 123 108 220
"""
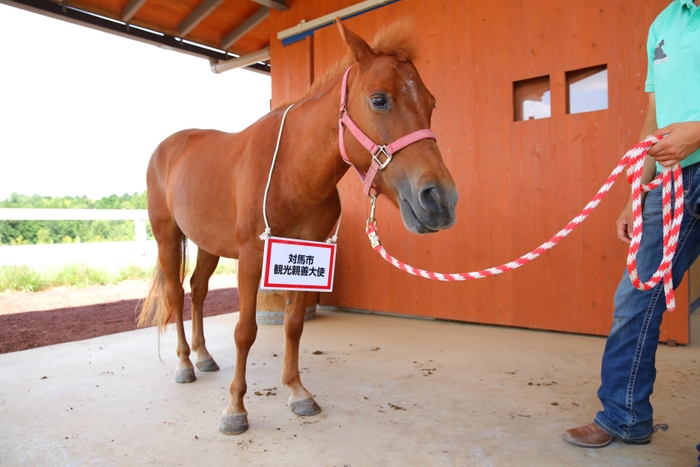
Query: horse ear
336 17 374 62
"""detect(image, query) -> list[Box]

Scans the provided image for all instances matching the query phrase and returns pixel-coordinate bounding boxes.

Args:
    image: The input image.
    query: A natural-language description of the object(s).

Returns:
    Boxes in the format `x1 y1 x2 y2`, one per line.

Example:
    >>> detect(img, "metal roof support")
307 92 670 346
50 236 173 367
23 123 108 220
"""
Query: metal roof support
121 0 147 22
210 46 270 74
220 6 269 50
178 0 224 37
250 0 288 11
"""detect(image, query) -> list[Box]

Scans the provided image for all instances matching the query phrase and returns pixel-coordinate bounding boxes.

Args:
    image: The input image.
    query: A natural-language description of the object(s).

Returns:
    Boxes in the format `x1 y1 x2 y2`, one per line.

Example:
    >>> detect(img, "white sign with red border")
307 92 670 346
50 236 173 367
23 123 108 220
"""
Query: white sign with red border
261 237 337 292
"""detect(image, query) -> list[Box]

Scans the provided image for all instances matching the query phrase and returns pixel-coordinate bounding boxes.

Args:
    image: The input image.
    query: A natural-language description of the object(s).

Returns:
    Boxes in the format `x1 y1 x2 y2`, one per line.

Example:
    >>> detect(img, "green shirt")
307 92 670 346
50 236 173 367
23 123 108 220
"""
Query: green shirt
645 0 700 168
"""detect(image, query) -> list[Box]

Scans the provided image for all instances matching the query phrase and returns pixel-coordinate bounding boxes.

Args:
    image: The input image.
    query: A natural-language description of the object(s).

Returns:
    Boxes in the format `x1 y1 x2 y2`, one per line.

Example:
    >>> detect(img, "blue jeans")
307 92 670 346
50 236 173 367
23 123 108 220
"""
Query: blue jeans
595 163 700 441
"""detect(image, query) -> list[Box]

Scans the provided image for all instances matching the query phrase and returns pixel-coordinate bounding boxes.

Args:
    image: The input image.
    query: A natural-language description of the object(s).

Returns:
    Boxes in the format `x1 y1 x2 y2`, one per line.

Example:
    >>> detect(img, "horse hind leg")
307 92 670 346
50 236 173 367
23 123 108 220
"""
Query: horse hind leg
190 248 220 372
282 290 321 416
156 228 196 384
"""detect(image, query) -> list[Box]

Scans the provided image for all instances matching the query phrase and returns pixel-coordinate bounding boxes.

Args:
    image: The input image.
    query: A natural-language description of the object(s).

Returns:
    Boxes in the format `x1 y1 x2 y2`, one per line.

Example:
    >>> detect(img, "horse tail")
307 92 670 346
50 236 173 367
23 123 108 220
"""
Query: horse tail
138 236 188 332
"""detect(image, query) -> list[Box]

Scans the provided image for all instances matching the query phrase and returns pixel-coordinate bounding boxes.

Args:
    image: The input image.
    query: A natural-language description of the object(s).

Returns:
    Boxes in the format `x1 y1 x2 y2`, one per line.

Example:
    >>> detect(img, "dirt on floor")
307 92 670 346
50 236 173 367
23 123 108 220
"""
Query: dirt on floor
0 276 239 354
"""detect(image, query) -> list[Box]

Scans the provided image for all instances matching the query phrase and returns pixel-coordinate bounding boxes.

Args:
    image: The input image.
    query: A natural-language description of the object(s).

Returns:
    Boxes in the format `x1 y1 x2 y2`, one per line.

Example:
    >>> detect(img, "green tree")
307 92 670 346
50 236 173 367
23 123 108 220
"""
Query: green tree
0 192 150 244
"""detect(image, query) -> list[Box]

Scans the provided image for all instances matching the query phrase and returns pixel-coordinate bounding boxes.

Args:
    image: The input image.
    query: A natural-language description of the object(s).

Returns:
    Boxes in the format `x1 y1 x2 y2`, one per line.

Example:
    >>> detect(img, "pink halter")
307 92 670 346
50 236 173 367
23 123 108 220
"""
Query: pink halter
338 65 437 196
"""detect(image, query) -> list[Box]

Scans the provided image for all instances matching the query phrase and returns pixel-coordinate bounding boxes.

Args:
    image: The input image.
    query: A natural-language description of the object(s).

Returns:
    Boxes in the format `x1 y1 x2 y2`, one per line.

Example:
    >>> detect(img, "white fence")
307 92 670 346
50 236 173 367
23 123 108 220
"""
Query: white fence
0 209 241 274
0 208 150 243
0 209 155 271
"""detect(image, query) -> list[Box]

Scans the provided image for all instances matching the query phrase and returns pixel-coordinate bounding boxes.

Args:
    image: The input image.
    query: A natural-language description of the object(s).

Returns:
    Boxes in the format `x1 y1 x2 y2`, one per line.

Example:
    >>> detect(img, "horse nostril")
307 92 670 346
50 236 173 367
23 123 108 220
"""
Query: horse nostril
418 184 444 214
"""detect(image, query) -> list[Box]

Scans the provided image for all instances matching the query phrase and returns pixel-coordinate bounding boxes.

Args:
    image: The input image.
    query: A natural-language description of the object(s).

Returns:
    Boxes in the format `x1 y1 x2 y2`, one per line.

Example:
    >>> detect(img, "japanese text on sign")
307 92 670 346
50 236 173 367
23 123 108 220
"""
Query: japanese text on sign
261 237 336 292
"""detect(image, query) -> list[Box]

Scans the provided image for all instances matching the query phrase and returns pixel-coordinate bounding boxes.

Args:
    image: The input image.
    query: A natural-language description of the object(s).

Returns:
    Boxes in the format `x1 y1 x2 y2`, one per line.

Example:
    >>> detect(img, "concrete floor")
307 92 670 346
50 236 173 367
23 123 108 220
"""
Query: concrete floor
1 309 698 467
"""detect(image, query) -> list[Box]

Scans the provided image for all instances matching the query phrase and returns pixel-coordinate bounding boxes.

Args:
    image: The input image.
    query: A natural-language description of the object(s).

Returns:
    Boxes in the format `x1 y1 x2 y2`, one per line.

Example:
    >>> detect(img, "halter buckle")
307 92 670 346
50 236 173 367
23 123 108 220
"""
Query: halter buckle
373 146 393 170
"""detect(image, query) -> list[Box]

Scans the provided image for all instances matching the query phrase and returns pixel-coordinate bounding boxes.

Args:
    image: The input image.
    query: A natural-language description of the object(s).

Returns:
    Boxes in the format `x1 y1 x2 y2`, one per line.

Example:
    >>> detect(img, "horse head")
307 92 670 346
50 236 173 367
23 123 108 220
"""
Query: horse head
337 19 458 234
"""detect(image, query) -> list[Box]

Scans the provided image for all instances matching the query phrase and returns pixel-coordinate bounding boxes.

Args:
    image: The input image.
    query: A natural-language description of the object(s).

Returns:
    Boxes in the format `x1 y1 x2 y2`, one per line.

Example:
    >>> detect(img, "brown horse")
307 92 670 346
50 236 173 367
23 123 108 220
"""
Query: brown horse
138 19 458 435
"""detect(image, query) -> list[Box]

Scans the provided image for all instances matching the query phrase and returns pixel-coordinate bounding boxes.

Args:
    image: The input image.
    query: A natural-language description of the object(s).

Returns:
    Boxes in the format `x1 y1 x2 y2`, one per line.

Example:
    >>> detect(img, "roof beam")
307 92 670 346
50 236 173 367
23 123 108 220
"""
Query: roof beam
220 6 269 50
250 0 288 11
178 0 224 37
211 46 270 74
121 0 147 22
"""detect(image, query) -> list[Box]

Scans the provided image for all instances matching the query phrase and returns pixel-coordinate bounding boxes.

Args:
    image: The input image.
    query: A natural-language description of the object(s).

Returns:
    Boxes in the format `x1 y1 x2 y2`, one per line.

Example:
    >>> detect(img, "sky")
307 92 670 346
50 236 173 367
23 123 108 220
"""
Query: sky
522 69 608 120
0 4 272 201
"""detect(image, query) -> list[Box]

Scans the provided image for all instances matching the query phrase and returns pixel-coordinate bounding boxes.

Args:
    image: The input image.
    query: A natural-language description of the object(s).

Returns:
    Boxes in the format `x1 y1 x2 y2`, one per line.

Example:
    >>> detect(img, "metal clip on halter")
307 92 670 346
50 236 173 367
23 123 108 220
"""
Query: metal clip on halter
366 194 381 248
373 146 392 170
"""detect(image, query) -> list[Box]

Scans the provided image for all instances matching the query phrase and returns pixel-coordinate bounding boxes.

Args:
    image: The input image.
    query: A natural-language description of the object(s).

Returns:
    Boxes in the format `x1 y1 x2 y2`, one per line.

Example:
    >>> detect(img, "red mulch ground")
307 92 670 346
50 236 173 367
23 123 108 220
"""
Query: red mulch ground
0 282 239 354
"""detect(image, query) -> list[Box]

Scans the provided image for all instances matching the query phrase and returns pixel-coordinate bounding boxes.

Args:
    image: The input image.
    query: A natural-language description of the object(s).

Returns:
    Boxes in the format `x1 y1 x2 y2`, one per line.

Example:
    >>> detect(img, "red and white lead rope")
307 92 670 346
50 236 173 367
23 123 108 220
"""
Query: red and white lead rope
365 136 684 312
627 138 684 312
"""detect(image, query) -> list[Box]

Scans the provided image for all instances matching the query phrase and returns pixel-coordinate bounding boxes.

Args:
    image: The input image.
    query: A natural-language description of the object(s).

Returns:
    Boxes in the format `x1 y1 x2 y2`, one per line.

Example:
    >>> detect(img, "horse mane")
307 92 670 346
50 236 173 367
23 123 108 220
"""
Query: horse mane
274 19 418 109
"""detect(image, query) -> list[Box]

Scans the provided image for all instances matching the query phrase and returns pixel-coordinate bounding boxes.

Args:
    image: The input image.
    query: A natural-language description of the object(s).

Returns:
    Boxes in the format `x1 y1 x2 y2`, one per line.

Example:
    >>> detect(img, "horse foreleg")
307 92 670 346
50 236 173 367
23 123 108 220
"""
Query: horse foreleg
282 290 321 416
219 251 260 435
190 248 220 372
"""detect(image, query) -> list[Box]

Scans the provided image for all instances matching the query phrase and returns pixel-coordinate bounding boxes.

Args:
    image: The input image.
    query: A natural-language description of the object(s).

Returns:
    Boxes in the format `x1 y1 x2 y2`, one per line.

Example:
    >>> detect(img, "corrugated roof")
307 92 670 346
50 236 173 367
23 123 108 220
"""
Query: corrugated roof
0 0 283 74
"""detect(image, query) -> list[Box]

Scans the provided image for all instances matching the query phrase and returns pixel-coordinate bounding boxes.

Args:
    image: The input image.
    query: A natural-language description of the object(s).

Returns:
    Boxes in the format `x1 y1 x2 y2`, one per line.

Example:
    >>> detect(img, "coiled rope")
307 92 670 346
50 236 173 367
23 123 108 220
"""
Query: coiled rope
365 136 684 312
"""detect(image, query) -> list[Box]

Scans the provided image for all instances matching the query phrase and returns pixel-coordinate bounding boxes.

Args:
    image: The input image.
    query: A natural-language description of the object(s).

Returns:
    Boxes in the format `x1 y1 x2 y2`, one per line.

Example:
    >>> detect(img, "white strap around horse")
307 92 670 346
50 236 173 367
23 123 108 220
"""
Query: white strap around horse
260 104 342 244
365 136 684 313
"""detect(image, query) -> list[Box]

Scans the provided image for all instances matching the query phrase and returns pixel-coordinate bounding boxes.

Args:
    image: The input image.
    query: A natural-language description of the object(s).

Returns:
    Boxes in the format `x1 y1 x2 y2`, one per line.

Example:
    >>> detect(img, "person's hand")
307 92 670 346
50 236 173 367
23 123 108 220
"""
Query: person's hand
649 121 700 167
616 199 634 244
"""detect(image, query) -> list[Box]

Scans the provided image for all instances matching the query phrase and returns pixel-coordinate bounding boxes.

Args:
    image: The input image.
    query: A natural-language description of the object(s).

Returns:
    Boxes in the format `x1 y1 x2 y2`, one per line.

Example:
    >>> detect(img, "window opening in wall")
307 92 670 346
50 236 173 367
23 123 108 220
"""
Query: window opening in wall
513 75 551 121
567 65 608 114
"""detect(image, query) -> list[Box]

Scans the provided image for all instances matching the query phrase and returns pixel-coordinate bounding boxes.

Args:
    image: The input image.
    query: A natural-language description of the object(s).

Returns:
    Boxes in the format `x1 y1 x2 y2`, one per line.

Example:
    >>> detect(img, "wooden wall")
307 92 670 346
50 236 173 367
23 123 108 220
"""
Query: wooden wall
269 0 690 343
691 262 700 312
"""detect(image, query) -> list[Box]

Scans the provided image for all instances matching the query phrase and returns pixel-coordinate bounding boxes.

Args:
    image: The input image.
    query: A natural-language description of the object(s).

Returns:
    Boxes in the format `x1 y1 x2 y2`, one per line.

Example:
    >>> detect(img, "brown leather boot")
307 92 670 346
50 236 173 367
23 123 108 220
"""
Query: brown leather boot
564 422 669 448
564 423 614 448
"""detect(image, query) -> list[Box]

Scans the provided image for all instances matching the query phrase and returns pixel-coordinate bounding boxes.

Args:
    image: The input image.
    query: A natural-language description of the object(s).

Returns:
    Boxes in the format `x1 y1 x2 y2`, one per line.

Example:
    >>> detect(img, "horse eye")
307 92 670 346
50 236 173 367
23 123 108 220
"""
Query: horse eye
371 95 388 110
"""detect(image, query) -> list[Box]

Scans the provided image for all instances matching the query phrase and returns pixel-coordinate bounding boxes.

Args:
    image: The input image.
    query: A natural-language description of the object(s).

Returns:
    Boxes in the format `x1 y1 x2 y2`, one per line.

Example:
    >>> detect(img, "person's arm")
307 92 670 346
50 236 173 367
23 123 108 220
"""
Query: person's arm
615 93 658 243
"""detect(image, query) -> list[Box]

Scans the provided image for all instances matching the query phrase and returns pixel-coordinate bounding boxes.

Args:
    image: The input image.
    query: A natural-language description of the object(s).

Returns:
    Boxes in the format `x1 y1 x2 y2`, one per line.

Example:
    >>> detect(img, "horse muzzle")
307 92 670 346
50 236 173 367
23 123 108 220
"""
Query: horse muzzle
400 181 458 234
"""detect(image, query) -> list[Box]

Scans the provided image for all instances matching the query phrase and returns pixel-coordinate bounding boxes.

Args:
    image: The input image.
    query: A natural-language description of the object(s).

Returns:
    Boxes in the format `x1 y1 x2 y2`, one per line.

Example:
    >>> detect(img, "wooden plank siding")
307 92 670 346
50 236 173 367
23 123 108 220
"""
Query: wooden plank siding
269 0 690 343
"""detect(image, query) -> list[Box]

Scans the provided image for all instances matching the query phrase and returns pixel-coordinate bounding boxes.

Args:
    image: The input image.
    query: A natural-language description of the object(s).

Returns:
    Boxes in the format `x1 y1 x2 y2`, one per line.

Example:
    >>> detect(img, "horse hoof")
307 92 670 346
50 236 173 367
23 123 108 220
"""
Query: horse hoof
290 398 322 416
175 368 196 384
196 359 220 372
219 414 249 435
